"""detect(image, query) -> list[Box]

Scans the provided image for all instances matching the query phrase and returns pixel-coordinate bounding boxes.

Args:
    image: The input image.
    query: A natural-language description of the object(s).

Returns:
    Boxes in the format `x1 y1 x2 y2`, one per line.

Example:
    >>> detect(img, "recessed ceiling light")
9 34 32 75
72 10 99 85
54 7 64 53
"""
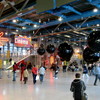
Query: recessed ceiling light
12 19 17 23
33 24 37 27
41 38 44 40
58 17 63 21
39 19 41 23
12 32 17 34
93 8 98 12
16 29 18 32
96 24 99 26
5 32 8 35
22 27 26 29
80 32 86 35
64 35 71 38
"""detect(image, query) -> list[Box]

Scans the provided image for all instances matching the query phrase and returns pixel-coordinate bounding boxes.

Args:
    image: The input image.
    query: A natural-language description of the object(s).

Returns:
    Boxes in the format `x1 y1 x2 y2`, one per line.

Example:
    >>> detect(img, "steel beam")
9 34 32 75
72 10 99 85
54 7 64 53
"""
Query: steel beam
63 5 82 15
22 9 100 31
87 0 100 8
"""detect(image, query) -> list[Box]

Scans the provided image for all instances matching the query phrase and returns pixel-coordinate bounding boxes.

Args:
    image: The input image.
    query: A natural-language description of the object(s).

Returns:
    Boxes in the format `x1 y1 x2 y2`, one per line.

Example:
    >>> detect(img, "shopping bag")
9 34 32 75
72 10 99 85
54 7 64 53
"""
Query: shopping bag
82 92 88 100
36 75 39 80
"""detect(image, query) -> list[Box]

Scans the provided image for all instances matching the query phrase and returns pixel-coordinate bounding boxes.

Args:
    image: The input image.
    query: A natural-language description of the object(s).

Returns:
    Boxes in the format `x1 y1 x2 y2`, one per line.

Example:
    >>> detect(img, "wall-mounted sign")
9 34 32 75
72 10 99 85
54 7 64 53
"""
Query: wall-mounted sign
14 35 31 47
0 32 9 46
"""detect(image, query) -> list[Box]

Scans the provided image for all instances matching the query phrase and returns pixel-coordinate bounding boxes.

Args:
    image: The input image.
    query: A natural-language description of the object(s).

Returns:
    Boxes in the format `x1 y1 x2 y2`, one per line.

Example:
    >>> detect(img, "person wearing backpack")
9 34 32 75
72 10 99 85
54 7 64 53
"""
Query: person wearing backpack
70 73 86 100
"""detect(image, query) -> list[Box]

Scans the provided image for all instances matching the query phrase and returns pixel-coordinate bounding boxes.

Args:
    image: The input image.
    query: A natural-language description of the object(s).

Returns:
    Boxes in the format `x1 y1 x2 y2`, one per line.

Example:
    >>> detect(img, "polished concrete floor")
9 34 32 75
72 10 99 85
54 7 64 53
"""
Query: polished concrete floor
0 70 100 100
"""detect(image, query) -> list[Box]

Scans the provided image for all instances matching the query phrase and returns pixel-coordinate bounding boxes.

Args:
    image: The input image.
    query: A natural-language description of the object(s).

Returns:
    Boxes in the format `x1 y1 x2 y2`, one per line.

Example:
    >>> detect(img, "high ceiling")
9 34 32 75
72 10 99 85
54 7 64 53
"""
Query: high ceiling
0 0 100 46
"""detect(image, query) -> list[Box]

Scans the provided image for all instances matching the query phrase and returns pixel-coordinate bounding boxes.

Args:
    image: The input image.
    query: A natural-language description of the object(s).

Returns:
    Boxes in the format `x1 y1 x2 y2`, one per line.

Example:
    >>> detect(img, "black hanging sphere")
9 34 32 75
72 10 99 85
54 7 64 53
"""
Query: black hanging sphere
87 31 100 52
83 47 99 63
37 47 45 55
58 42 73 61
46 44 55 53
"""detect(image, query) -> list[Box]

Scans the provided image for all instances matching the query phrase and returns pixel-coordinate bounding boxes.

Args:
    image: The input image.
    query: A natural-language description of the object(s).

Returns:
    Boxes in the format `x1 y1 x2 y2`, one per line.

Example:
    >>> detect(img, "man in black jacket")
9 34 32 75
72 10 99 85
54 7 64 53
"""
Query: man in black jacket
70 73 86 100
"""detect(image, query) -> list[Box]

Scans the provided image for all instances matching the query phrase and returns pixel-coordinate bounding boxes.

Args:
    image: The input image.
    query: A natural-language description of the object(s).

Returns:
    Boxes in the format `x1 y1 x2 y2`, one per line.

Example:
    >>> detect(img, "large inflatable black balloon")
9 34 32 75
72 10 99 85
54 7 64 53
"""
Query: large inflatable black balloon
83 47 99 63
37 47 45 55
58 42 73 61
87 31 100 52
46 44 55 53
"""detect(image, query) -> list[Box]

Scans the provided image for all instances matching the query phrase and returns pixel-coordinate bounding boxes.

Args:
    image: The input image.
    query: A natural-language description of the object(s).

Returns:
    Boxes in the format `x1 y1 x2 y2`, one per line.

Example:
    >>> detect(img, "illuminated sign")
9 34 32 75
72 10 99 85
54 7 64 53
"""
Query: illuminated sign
0 32 9 46
14 36 32 47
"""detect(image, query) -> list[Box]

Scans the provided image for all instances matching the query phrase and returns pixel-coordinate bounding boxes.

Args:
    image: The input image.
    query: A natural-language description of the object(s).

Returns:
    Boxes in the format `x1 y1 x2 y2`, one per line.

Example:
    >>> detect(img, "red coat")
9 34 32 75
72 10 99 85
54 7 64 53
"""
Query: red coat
32 67 38 75
13 64 17 72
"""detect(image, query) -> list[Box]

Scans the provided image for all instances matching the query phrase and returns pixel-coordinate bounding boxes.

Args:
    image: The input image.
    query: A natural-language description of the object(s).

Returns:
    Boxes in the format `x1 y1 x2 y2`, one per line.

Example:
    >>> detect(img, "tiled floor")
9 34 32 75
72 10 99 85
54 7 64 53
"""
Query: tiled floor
0 70 100 100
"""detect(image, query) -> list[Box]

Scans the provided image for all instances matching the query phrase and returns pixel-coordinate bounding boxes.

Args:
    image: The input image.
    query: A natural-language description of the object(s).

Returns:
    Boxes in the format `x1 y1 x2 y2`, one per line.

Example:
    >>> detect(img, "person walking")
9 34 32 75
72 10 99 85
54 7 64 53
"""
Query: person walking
54 64 59 79
93 62 100 86
27 62 32 73
70 73 86 100
23 68 29 84
63 65 67 72
32 65 38 84
12 62 17 81
19 63 26 81
82 64 89 79
39 66 45 83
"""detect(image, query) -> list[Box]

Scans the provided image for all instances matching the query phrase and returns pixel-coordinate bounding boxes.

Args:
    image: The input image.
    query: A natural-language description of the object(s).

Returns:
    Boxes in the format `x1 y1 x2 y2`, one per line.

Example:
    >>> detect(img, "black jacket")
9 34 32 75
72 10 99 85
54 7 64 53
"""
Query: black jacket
70 79 86 100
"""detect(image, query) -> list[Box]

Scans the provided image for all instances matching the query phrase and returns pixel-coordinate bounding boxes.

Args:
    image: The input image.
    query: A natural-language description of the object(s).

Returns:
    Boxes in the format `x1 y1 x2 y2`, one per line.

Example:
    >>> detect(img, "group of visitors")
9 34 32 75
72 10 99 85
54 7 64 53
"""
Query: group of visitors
12 61 46 84
11 60 100 100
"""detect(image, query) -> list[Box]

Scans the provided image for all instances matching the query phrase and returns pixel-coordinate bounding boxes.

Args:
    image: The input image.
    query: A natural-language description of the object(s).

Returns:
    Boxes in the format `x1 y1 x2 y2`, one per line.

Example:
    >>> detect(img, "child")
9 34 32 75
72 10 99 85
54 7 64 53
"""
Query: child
23 68 29 84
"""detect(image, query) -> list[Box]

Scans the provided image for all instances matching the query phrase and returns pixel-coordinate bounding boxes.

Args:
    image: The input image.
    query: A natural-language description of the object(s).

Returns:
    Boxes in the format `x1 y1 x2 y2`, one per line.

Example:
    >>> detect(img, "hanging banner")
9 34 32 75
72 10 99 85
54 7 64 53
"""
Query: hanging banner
14 35 32 47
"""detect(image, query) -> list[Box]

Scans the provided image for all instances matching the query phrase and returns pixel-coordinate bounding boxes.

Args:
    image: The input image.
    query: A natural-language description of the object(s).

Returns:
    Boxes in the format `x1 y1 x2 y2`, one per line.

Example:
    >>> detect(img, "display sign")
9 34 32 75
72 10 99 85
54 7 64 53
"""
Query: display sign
7 50 10 59
0 59 2 69
15 36 31 47
0 32 9 46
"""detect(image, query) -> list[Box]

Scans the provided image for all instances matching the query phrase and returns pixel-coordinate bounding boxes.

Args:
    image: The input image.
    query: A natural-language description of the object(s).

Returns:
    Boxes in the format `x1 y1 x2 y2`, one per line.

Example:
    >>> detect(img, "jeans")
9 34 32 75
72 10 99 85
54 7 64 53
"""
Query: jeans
0 69 2 79
94 74 100 85
13 71 16 81
32 73 37 84
40 74 44 82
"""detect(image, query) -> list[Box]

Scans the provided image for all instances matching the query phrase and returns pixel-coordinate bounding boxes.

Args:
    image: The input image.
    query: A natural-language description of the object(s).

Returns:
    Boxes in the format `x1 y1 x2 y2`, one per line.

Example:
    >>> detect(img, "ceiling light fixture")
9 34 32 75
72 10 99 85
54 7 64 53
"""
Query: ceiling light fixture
41 38 44 40
39 19 41 23
34 24 37 27
16 29 18 32
5 32 8 35
22 27 26 29
12 19 17 23
64 35 71 38
58 17 63 21
96 24 100 26
93 8 98 12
